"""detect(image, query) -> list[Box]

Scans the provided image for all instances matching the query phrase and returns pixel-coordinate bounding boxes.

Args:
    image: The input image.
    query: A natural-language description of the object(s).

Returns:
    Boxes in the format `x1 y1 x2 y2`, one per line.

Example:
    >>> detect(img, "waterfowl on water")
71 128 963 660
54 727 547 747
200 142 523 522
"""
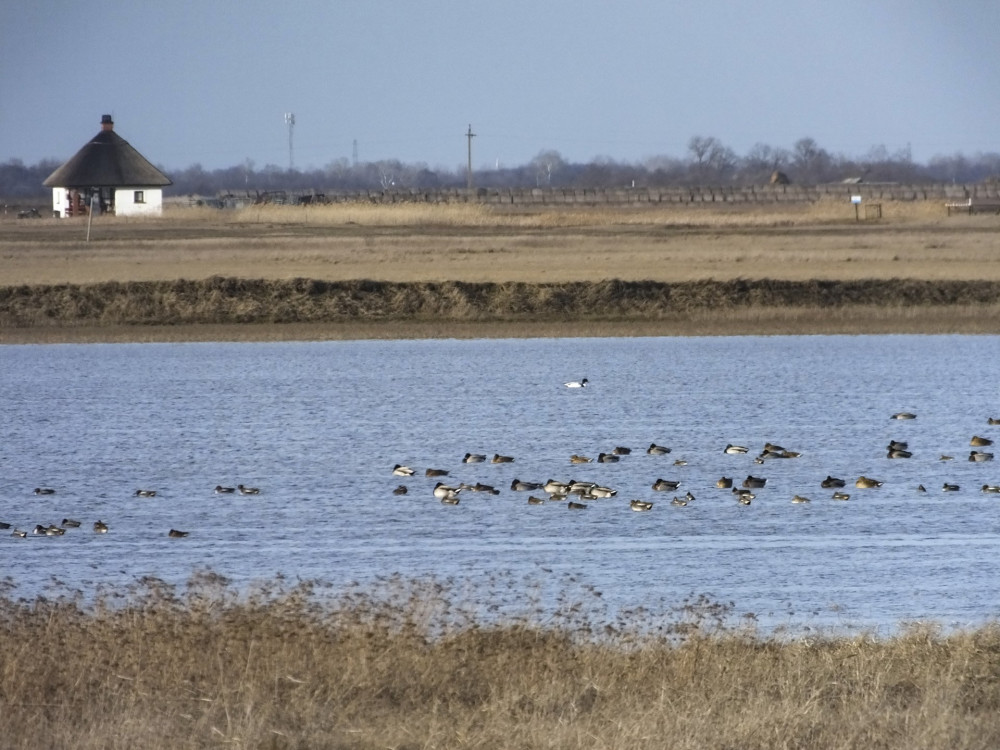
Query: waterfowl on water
527 495 546 505
630 499 654 512
33 488 55 495
832 491 851 501
568 481 598 494
587 486 617 499
673 459 688 466
612 446 632 455
597 452 620 464
238 485 261 495
970 451 995 462
44 526 65 536
463 453 487 463
652 478 681 492
567 501 587 510
821 476 846 489
93 520 109 533
510 479 543 492
543 479 571 495
134 489 157 497
855 476 884 489
724 444 749 455
989 418 1000 426
971 436 994 447
492 454 515 463
0 521 10 530
392 464 415 476
737 494 752 506
716 476 733 489
917 485 927 493
743 475 767 489
891 412 917 420
569 454 593 464
425 468 449 477
791 495 811 504
981 485 1000 494
392 484 408 495
61 518 81 528
942 483 960 492
647 443 671 455
940 455 954 461
887 440 909 451
440 495 461 506
887 448 913 459
733 488 755 501
433 483 463 500
168 529 189 538
670 496 688 506
684 491 696 503
10 529 26 538
214 485 236 494
564 379 588 388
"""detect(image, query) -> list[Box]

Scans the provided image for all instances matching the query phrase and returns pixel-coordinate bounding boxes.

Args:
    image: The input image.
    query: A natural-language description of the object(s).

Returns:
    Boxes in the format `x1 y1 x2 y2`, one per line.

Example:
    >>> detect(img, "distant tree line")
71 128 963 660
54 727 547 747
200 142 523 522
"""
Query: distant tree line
3 137 999 200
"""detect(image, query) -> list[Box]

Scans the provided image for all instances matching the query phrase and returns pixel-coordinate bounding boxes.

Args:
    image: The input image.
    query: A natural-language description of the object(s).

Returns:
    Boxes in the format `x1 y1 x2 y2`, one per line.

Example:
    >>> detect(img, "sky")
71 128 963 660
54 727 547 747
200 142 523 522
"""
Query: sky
2 1 999 173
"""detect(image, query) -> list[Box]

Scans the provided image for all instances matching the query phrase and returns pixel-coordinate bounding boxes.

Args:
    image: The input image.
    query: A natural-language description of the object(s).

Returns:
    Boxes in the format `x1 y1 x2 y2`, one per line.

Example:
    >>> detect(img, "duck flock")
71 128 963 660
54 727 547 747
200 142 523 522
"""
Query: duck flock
387 410 1000 512
2 483 262 540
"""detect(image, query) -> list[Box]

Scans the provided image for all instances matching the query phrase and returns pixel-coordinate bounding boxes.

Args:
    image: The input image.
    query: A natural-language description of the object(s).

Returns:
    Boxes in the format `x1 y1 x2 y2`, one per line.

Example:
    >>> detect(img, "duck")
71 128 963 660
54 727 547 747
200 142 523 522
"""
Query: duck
917 484 927 492
10 529 27 538
238 484 261 495
647 443 671 455
733 488 756 501
527 495 546 505
791 495 811 504
587 486 617 499
433 483 463 500
462 453 486 463
214 485 236 494
61 518 82 528
612 446 632 455
724 444 749 455
887 440 909 452
971 436 994 447
44 525 66 536
673 459 688 466
942 483 960 492
670 496 688 506
134 489 157 497
630 499 654 512
425 468 448 477
567 501 588 510
887 448 913 459
821 476 847 489
716 476 733 489
569 454 593 464
737 494 752 506
743 475 767 489
168 529 189 538
652 478 681 492
989 417 1000 426
970 451 995 462
564 379 588 388
597 452 620 463
392 464 415 476
439 495 461 506
684 491 696 503
0 521 9 530
891 412 917 420
33 488 55 495
93 520 109 534
940 455 954 461
568 480 598 494
832 491 851 501
855 476 884 488
492 454 515 464
543 479 571 495
392 484 408 495
510 479 543 492
981 485 1000 494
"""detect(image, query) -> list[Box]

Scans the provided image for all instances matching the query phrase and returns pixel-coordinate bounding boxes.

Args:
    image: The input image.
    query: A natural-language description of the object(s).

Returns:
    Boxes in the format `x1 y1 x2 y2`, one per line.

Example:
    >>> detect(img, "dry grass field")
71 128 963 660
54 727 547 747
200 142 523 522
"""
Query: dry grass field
1 199 999 341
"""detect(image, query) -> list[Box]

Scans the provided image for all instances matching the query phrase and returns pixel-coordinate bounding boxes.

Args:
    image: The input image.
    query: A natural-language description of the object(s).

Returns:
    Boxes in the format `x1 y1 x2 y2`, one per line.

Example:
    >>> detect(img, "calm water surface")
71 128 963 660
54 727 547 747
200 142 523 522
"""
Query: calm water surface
3 335 1000 634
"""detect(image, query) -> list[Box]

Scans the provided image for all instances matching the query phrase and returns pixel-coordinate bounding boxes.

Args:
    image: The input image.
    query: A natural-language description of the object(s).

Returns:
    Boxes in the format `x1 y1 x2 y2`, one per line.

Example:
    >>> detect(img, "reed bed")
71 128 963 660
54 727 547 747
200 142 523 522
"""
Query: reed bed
2 572 999 749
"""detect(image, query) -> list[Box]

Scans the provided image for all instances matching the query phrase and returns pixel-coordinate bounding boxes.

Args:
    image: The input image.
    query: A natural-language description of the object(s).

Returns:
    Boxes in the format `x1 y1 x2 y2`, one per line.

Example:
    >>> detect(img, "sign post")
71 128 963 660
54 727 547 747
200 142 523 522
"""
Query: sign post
851 195 862 222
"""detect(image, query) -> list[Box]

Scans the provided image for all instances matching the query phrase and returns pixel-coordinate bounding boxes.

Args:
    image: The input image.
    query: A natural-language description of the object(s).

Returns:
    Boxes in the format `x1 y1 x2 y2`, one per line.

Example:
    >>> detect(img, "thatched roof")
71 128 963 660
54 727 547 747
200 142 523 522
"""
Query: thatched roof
43 126 171 188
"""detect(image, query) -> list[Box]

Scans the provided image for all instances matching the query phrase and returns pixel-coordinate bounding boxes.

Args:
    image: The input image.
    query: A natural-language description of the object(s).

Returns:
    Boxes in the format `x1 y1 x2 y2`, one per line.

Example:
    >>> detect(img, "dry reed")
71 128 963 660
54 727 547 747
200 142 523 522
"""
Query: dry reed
2 573 999 749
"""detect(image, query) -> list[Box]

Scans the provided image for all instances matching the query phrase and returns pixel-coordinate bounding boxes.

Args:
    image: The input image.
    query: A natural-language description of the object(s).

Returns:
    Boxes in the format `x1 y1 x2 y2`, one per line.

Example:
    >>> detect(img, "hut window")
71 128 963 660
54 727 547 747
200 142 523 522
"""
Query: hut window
134 190 145 203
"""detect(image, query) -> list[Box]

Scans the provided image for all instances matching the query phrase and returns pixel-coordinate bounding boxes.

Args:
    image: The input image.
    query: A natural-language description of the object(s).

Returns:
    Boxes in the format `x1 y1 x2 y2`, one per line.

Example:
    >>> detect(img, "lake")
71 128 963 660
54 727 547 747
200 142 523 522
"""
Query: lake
3 335 1000 635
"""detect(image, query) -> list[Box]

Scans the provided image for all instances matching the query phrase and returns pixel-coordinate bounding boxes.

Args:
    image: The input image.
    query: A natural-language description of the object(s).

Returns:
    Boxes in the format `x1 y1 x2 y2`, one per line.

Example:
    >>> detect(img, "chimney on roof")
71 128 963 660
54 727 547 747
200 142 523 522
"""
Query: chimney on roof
101 114 114 131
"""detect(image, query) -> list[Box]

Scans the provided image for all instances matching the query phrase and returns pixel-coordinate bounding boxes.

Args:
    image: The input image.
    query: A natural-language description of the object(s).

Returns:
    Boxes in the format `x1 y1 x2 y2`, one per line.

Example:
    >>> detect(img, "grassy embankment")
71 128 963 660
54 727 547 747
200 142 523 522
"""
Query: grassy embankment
2 200 1000 341
4 574 1000 749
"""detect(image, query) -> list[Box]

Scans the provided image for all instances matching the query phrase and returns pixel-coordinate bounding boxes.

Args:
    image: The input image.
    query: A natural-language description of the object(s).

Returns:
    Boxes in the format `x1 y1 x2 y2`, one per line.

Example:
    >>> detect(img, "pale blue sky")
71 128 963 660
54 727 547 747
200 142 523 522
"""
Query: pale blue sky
2 1 998 172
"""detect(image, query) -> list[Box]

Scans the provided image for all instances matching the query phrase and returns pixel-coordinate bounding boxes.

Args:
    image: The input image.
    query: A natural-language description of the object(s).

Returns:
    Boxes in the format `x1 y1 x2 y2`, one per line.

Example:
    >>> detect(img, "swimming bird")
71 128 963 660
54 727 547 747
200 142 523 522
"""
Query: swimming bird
743 475 767 489
791 495 811 504
543 479 571 495
134 489 157 497
652 478 681 492
564 379 588 388
10 529 26 538
716 476 733 489
44 525 65 536
168 529 189 538
511 479 544 492
684 491 696 502
463 453 486 463
917 485 927 492
733 488 755 501
724 444 749 455
982 485 1000 494
630 499 653 512
612 446 632 455
214 485 236 494
492 454 515 463
93 520 109 533
587 486 618 499
989 418 1000 426
238 484 261 495
597 452 620 464
970 451 995 462
392 485 408 495
569 454 593 464
425 468 449 477
459 482 500 495
670 496 688 506
433 483 463 500
33 488 55 495
673 459 688 466
971 436 994 447
942 483 960 492
855 476 884 488
647 443 671 455
887 448 913 459
0 521 10 530
567 501 588 510
440 495 461 506
392 464 415 476
832 491 851 501
940 455 954 461
887 440 909 452
527 495 546 505
61 518 81 528
821 476 846 489
891 412 917 420
568 480 598 494
737 494 752 506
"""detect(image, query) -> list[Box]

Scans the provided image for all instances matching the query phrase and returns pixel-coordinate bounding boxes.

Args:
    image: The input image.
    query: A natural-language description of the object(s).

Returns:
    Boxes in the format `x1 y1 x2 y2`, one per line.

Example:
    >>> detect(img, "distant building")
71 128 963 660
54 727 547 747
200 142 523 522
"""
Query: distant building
43 115 172 218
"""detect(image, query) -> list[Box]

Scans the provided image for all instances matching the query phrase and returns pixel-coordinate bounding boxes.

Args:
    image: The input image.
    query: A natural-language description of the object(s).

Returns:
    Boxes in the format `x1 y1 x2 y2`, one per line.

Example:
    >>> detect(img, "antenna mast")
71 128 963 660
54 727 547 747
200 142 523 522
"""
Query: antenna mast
466 124 476 190
284 113 295 170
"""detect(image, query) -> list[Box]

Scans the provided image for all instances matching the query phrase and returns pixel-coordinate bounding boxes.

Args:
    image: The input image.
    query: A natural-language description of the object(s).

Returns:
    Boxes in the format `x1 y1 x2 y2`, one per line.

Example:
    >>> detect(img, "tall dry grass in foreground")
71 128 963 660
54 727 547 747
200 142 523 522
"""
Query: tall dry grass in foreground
3 573 1000 750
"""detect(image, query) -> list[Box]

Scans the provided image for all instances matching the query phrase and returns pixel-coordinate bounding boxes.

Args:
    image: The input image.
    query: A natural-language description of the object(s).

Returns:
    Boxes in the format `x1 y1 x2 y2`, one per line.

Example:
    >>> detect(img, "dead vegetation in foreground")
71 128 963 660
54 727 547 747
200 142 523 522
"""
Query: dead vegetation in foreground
2 573 1000 750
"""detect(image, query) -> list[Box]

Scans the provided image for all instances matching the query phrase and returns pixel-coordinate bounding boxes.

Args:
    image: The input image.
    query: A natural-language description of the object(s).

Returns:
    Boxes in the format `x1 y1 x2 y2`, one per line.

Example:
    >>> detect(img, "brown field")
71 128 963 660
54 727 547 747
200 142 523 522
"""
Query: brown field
2 200 1000 342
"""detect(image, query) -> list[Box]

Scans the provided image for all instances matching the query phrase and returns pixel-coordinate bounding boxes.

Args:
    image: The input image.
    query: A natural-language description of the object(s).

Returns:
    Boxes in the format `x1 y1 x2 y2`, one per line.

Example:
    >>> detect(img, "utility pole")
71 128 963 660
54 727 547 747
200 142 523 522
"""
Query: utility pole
284 113 295 171
466 124 476 190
